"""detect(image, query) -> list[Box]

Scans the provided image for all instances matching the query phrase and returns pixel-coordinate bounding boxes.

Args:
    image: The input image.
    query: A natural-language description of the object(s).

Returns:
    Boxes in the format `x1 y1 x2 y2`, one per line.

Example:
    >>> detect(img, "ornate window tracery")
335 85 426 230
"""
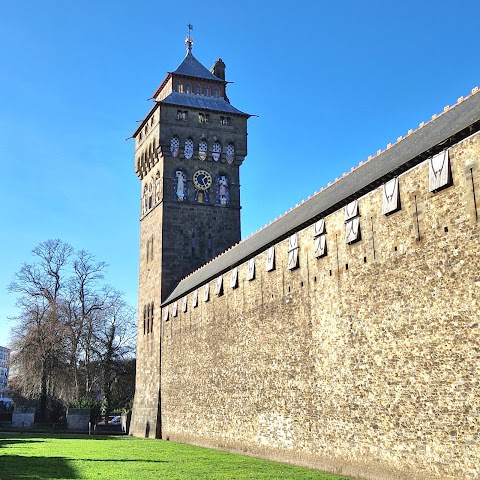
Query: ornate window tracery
184 138 194 159
212 141 221 162
226 144 235 164
199 140 208 161
170 136 180 157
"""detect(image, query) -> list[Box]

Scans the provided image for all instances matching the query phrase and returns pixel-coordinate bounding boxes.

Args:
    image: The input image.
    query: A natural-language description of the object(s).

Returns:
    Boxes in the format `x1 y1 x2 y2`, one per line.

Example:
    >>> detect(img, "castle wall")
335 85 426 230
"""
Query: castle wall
159 131 480 479
129 204 163 438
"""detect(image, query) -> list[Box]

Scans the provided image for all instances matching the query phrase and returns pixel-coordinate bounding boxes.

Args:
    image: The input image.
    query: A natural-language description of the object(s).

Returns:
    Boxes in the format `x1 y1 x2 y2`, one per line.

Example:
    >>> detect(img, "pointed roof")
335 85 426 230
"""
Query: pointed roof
172 51 222 82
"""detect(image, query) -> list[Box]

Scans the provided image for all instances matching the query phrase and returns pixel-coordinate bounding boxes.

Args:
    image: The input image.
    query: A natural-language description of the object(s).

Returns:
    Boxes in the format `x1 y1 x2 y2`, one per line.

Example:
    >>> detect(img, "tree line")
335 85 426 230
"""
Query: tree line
7 239 136 420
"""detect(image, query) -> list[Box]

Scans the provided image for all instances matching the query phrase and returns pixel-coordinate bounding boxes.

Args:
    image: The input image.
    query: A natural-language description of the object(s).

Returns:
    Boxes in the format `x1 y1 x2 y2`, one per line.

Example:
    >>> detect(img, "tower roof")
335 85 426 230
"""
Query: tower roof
172 51 223 82
159 91 249 116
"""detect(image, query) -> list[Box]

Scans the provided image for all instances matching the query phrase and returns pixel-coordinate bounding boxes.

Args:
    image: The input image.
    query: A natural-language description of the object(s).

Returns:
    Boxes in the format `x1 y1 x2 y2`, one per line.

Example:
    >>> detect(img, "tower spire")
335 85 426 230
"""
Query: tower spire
185 23 194 54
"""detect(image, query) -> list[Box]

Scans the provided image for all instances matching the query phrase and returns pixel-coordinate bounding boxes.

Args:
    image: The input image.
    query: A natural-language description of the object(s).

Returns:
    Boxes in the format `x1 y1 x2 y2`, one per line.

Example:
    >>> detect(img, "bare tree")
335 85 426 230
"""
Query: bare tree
8 240 73 418
62 250 107 399
8 239 136 417
92 292 136 419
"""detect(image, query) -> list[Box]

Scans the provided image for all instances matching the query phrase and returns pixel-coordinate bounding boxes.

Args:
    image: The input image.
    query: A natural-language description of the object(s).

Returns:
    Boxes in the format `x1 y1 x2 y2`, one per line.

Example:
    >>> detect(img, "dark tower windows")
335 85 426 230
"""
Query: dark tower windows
199 112 209 124
204 85 211 96
194 84 201 94
185 83 191 94
213 87 220 98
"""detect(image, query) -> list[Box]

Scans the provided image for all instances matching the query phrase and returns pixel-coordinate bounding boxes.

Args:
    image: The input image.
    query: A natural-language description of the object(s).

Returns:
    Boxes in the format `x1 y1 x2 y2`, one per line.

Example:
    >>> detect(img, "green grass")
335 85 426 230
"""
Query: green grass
0 433 351 480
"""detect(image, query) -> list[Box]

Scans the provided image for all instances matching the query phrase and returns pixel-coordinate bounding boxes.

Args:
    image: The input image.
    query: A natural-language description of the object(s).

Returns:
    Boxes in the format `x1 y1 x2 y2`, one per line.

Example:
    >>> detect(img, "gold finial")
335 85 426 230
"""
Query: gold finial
185 23 194 53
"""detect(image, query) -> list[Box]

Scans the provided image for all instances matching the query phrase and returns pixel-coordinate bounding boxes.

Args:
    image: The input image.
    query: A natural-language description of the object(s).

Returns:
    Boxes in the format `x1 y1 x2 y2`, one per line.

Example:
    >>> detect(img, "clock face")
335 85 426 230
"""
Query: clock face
193 170 212 190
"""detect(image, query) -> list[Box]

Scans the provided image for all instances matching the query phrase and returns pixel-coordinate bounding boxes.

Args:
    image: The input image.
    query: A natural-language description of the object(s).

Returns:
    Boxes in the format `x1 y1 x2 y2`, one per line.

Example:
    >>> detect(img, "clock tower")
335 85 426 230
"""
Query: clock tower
130 30 250 437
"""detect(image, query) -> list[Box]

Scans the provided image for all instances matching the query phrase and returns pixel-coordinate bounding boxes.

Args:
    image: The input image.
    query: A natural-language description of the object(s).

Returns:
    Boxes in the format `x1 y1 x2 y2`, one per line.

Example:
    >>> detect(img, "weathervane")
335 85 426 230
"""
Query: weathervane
185 23 194 53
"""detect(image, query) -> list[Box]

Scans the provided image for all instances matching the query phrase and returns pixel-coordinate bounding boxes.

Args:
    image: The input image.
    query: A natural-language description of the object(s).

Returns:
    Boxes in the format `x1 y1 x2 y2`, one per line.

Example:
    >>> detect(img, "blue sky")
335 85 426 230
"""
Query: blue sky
1 0 479 346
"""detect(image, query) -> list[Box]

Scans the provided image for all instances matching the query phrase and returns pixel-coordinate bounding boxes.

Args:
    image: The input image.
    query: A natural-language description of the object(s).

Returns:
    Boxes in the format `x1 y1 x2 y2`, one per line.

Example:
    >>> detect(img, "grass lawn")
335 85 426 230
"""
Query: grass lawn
0 433 351 480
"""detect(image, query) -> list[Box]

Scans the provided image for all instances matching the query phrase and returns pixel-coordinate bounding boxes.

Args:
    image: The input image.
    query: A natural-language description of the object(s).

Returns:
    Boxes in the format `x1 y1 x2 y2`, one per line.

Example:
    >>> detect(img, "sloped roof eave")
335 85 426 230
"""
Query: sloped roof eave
162 89 480 306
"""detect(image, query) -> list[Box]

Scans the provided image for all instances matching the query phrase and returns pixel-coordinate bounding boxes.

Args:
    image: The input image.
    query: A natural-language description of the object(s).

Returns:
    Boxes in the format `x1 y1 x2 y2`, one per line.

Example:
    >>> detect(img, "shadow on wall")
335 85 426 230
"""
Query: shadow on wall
145 421 150 438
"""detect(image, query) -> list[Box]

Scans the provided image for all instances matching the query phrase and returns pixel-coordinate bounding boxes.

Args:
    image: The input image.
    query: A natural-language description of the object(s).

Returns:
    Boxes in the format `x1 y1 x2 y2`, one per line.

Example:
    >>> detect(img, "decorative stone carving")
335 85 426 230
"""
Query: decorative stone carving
174 170 187 201
216 174 229 205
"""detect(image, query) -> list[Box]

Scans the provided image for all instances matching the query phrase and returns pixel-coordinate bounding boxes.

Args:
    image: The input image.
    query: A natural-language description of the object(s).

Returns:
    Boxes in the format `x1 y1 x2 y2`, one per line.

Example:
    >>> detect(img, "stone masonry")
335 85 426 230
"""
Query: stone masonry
158 119 480 479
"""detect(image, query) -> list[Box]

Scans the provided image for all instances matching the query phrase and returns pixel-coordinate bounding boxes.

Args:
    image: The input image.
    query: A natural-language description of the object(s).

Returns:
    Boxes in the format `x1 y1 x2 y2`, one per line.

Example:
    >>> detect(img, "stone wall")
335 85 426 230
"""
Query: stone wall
159 130 480 480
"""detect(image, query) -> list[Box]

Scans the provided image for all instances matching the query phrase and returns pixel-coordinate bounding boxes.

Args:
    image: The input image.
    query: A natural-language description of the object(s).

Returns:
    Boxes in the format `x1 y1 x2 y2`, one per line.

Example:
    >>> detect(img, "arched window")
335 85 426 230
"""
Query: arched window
211 141 221 162
176 81 183 93
226 144 235 164
213 87 220 98
204 85 211 96
184 138 194 159
216 174 230 206
194 84 201 94
185 83 191 94
173 169 188 201
199 140 207 161
170 136 180 157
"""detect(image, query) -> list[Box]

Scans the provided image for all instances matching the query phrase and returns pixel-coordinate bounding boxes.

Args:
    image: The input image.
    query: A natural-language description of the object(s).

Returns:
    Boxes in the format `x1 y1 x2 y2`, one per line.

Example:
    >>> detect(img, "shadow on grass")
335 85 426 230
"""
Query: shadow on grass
0 455 79 479
0 438 45 448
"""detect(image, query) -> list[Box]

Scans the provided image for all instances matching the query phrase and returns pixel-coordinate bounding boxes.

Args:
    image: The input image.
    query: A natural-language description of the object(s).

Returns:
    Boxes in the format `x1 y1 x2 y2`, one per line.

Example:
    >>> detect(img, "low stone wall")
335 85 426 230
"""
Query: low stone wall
12 412 34 428
66 408 90 431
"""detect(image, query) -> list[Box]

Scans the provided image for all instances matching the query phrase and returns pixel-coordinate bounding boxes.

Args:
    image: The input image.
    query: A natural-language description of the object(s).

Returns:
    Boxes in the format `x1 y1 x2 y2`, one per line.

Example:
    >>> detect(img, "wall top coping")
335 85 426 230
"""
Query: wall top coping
163 88 480 306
